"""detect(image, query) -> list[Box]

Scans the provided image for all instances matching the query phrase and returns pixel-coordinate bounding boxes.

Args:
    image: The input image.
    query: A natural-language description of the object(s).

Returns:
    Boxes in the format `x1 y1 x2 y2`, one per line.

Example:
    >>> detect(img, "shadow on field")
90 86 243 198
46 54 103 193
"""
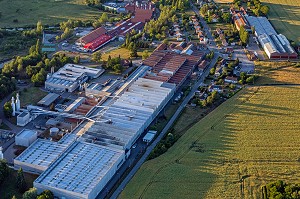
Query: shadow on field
262 1 300 42
136 89 260 198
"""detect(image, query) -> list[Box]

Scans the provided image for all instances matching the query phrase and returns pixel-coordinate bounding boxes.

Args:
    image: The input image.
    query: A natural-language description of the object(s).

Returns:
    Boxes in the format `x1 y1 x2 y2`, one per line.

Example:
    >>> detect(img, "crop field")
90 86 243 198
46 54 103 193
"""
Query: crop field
254 61 300 85
0 0 106 28
120 66 300 198
260 0 300 43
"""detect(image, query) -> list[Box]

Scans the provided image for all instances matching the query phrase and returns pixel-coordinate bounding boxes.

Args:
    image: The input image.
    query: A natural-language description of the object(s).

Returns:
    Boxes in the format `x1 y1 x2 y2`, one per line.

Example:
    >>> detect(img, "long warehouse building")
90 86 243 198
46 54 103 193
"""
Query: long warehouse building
245 16 297 59
80 77 176 150
34 141 125 199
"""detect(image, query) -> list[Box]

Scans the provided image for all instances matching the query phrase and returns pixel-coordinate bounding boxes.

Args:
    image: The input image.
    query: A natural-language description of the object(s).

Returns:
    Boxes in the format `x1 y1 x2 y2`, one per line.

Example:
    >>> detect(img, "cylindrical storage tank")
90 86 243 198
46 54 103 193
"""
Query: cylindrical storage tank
50 127 59 137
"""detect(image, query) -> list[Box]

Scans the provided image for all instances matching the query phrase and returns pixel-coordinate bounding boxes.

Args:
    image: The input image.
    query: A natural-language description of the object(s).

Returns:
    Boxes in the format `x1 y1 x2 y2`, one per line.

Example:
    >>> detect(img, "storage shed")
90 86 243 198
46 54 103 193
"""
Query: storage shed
15 129 37 147
143 130 157 143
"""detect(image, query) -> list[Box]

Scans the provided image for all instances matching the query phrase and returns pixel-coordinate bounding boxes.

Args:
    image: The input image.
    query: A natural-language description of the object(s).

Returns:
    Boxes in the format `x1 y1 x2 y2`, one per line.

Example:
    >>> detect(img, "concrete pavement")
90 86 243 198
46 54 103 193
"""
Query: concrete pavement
110 54 219 199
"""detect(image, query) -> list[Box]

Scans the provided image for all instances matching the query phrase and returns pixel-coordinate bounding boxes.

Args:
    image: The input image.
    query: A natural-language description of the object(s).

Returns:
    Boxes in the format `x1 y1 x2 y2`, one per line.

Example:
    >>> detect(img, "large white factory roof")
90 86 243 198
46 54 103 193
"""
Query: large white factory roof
245 16 277 36
34 141 124 199
63 64 104 78
45 64 104 91
14 134 77 172
246 16 296 57
258 33 296 55
81 78 175 149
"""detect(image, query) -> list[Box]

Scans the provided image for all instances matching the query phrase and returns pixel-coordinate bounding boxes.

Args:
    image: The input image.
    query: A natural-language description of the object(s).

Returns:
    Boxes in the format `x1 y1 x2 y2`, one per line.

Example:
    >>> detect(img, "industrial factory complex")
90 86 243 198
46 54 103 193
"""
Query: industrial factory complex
12 41 205 199
245 16 297 59
76 1 154 52
231 8 297 60
45 64 105 92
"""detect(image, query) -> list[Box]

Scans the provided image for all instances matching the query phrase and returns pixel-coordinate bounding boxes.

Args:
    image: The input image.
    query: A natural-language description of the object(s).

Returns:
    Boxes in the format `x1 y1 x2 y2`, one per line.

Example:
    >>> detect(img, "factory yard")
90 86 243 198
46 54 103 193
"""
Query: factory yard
260 0 300 43
0 0 113 28
120 66 300 198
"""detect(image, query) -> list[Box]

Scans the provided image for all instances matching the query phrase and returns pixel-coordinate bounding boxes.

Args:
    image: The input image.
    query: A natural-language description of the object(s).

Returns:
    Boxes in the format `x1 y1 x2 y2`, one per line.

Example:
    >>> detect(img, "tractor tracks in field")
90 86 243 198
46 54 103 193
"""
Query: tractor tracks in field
138 88 261 198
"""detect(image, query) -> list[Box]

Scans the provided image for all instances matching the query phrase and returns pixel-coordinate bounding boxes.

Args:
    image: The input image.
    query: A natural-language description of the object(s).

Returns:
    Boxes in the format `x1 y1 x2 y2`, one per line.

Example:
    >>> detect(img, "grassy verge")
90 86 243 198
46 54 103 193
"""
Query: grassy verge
20 87 47 107
101 48 143 61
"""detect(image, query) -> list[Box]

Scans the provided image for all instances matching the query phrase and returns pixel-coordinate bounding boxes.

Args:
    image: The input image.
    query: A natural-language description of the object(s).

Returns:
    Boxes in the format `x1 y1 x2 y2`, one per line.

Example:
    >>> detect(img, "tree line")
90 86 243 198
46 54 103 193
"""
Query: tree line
262 180 300 199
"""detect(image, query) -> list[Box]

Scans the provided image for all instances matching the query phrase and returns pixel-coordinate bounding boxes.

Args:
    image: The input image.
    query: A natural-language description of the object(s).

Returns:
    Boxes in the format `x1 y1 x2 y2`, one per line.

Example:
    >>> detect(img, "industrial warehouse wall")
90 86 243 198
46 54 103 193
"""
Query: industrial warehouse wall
14 160 46 175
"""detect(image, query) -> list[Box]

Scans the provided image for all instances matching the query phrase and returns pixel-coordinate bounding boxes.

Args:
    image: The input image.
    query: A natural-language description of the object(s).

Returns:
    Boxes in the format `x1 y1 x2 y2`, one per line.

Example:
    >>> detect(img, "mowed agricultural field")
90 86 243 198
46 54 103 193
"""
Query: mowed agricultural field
0 0 105 28
260 0 300 43
254 61 300 85
120 66 300 198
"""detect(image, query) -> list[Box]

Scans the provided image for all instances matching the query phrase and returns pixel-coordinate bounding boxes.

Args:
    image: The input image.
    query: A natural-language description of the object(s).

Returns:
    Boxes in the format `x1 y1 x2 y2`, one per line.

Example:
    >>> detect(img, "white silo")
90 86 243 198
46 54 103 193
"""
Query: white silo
16 93 20 111
11 96 16 116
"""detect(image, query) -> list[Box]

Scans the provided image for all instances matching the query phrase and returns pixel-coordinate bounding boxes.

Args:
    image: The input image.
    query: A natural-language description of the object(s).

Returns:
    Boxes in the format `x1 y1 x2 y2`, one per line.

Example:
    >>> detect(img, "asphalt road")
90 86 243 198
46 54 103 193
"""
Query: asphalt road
190 1 217 49
110 54 219 199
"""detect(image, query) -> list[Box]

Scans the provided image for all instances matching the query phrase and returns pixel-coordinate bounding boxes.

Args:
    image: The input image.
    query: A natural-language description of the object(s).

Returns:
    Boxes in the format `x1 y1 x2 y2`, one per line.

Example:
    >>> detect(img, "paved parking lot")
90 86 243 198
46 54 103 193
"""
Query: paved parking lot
232 48 255 74
248 36 265 60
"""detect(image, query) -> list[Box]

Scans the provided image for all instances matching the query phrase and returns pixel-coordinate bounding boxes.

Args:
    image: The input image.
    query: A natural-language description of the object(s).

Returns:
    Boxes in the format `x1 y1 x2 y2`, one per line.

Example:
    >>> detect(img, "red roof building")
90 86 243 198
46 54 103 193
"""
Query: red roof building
77 27 107 45
131 8 153 23
143 45 205 88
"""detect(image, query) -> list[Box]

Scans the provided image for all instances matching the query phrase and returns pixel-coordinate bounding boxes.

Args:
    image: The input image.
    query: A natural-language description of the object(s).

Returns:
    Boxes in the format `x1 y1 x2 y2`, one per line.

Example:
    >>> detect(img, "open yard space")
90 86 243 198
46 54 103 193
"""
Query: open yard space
260 0 300 43
19 87 48 107
120 64 300 198
101 48 144 61
0 0 110 28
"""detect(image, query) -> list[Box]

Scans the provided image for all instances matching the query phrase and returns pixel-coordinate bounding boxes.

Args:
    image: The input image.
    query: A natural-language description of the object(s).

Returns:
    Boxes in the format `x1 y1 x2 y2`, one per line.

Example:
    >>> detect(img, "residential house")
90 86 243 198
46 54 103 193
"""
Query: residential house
225 47 234 53
209 85 223 93
212 14 219 23
198 60 209 72
225 76 238 84
222 39 228 46
216 28 222 35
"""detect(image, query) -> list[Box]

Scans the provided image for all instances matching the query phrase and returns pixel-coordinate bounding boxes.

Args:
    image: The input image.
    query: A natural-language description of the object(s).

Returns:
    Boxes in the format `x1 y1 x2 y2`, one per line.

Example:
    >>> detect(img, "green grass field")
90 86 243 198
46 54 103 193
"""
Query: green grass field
20 87 47 107
261 0 300 43
120 65 300 198
101 48 144 61
0 0 105 28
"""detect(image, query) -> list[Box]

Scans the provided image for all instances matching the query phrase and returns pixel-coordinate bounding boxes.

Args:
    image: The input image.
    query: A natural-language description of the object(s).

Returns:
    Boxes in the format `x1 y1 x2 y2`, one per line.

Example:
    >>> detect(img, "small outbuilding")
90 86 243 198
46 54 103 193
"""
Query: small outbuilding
38 93 60 107
15 129 37 147
143 130 157 144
